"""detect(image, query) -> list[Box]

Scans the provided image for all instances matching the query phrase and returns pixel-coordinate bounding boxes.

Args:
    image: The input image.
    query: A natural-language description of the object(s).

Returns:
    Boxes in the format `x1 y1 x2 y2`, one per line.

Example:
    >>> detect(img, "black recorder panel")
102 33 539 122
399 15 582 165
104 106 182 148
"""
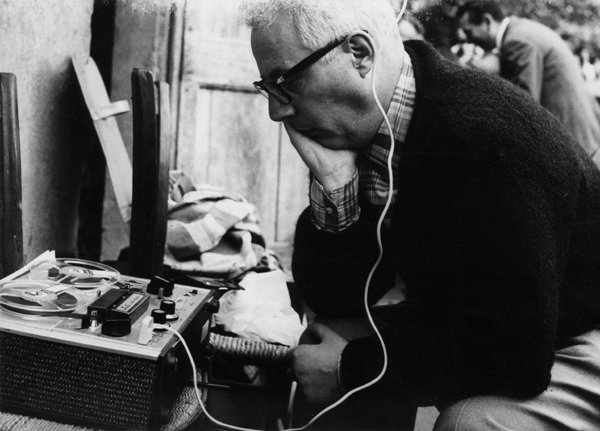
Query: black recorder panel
84 288 150 330
88 288 150 322
0 256 220 430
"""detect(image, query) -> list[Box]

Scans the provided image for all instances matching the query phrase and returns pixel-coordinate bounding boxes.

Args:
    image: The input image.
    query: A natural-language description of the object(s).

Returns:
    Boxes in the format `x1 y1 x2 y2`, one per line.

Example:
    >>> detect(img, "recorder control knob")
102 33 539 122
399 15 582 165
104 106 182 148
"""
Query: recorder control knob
146 276 174 297
204 297 220 314
165 353 179 373
160 299 175 314
160 299 179 321
151 309 167 325
101 312 131 337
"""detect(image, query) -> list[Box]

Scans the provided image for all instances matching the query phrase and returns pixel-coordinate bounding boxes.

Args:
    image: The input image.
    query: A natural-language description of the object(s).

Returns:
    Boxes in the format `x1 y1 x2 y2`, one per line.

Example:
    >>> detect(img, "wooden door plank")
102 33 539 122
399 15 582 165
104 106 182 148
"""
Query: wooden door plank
73 56 133 223
176 81 211 182
207 91 280 242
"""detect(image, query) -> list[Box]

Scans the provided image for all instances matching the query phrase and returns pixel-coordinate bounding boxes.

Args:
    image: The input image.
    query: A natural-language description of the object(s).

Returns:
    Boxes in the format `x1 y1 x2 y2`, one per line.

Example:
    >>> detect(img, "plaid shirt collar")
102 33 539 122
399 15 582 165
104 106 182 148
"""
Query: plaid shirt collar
365 50 415 172
359 50 415 217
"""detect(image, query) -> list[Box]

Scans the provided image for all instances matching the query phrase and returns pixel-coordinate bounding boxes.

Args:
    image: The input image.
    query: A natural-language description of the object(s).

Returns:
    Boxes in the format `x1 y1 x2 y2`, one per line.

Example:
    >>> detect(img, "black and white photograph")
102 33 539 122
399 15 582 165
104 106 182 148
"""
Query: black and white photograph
0 0 599 430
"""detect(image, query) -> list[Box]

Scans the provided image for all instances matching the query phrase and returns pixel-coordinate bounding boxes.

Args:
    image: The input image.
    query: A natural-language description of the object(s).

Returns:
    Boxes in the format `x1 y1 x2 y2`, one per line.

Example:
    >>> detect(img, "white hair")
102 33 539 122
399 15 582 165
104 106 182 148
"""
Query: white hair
239 0 401 55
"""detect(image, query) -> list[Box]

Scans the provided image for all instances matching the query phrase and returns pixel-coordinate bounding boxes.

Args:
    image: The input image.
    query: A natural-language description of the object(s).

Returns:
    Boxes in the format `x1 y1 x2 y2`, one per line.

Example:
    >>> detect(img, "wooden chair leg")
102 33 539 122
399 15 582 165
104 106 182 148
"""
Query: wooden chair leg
0 73 23 278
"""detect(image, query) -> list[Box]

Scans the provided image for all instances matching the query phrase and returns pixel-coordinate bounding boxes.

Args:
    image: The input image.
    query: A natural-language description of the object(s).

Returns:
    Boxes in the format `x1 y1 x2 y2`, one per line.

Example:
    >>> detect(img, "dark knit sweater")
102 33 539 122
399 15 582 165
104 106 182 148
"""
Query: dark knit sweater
292 41 600 406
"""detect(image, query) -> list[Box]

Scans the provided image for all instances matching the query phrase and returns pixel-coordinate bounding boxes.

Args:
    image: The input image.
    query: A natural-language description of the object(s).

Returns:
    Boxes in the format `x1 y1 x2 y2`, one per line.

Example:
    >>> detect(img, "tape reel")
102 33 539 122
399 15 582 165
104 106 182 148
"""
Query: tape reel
0 280 88 316
28 258 121 289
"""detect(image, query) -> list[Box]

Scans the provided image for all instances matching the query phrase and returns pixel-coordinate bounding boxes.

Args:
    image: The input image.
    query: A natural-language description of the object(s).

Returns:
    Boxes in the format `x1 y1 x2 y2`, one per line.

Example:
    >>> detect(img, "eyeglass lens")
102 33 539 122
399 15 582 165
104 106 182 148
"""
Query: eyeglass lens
253 35 348 104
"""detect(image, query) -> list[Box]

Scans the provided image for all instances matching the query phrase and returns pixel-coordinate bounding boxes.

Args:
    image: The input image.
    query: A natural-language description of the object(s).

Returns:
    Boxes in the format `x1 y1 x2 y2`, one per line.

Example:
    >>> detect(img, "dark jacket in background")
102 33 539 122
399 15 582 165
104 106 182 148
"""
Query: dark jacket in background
501 17 600 163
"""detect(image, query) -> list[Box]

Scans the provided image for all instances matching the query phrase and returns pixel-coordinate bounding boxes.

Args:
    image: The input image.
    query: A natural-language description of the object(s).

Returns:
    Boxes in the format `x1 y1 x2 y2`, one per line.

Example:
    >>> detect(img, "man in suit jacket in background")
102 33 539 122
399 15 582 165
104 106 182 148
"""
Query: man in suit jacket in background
457 0 600 167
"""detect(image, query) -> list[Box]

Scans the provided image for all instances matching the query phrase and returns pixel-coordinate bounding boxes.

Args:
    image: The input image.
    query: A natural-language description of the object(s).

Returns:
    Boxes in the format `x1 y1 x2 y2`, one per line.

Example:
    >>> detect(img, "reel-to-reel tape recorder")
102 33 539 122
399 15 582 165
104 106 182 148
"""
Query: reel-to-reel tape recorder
0 257 122 316
0 252 221 429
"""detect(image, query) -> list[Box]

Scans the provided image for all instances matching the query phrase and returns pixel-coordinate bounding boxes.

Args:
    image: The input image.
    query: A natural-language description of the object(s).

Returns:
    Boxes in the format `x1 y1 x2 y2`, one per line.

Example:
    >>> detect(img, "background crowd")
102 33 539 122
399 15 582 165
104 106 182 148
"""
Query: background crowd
396 0 600 91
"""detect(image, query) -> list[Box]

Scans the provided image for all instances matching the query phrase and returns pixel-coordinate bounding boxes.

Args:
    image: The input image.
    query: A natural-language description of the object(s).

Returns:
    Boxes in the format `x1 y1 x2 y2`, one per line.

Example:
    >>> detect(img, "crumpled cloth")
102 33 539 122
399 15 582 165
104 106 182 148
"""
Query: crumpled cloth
164 172 278 277
215 269 305 347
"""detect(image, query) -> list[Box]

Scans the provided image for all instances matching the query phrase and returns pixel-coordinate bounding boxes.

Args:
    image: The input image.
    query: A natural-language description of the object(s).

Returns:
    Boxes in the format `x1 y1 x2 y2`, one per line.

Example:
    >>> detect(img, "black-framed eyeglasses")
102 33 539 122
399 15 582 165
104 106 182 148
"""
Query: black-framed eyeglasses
253 35 349 104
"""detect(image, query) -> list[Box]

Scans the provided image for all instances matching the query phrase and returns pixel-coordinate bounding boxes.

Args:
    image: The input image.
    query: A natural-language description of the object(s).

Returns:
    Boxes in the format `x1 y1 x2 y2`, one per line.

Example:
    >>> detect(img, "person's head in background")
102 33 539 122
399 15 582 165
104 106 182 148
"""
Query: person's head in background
240 0 406 151
452 12 500 75
455 0 506 52
412 2 462 62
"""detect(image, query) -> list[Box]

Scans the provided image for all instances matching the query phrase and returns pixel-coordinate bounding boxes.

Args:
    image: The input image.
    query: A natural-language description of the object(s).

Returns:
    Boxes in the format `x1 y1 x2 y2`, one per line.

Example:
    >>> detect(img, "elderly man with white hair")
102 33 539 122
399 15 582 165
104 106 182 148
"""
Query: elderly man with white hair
240 0 600 429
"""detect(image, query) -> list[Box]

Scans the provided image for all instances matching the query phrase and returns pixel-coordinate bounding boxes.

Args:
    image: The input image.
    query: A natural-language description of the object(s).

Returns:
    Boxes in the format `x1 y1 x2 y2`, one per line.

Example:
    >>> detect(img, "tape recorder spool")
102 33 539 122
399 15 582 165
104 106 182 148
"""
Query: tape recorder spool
28 258 121 289
0 280 88 316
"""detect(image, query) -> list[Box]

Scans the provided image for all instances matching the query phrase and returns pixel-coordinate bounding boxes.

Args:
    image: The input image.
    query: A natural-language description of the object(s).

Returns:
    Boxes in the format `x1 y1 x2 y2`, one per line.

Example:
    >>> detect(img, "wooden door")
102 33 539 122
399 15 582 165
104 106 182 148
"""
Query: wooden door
176 0 309 256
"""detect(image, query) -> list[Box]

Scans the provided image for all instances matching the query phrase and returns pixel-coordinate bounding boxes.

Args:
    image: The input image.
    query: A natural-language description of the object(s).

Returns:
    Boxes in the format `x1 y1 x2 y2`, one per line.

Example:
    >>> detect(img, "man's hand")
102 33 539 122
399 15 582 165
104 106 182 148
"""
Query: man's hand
284 123 358 192
467 51 500 74
289 322 349 407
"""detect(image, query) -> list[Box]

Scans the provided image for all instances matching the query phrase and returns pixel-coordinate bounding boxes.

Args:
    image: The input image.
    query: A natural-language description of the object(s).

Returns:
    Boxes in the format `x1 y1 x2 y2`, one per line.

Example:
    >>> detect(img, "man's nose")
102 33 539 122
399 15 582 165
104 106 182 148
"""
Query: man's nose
268 97 295 122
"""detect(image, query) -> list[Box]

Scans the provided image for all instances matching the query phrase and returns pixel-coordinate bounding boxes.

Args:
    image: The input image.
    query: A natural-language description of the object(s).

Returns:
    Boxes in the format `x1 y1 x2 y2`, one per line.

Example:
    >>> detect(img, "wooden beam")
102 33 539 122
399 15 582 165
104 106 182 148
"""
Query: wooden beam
130 70 171 278
0 73 24 276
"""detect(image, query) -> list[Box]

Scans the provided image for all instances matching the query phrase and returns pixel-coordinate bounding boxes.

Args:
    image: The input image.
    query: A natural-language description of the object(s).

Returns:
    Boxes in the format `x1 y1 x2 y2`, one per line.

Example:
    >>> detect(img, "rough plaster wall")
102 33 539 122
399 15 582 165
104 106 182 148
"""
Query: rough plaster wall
0 0 93 261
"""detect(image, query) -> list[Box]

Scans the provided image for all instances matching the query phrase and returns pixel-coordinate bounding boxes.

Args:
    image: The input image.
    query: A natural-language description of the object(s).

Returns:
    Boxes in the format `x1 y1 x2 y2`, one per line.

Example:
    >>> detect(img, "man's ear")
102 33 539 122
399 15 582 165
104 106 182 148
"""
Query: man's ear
482 13 494 27
344 31 375 78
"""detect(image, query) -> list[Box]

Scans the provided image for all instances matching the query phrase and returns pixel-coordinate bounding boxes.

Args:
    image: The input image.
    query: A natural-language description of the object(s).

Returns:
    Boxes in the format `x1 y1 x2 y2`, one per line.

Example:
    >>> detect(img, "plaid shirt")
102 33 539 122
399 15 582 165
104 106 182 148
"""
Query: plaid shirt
311 51 416 232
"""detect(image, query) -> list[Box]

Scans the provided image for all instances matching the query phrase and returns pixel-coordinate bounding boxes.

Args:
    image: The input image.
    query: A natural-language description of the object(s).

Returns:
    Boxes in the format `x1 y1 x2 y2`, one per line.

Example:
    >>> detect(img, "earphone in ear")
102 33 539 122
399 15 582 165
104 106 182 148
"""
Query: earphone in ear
345 30 376 75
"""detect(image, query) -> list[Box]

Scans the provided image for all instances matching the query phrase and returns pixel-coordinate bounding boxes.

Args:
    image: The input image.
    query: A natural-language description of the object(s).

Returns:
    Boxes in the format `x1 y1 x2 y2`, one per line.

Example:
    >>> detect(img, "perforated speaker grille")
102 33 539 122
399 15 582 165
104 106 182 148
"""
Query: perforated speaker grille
0 331 160 429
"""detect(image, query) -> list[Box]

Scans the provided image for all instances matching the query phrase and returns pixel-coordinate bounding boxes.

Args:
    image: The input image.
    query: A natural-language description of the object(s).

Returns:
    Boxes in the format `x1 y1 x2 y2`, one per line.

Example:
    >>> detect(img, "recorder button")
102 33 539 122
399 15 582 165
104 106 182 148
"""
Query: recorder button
138 316 154 344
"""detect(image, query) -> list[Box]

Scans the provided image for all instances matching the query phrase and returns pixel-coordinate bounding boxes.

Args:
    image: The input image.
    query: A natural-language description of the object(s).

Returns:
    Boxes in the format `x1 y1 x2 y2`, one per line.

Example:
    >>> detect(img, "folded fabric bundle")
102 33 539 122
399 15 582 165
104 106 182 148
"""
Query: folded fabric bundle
164 172 277 277
215 269 305 347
